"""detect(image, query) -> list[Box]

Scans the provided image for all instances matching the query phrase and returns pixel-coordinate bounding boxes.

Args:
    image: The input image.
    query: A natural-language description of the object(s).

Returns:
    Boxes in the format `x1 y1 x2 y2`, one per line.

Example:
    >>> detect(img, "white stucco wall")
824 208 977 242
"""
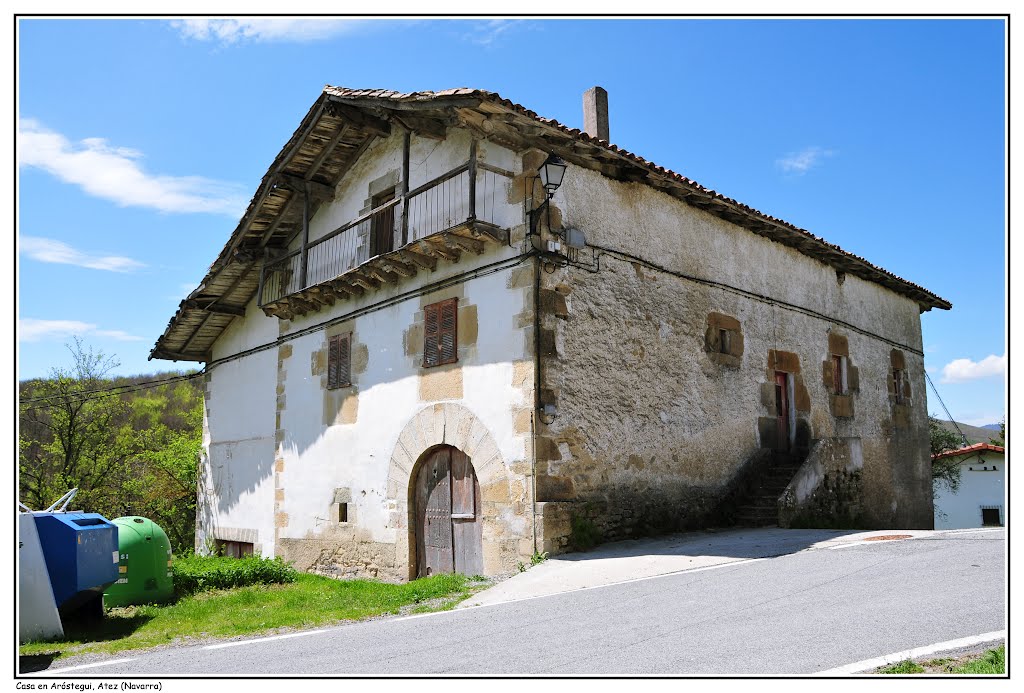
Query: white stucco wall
199 298 281 555
276 263 531 545
934 452 1005 529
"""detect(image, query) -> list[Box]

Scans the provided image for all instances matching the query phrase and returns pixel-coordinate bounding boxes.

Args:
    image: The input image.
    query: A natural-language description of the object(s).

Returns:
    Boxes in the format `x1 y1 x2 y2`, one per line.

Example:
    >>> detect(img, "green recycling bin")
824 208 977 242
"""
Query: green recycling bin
103 517 174 607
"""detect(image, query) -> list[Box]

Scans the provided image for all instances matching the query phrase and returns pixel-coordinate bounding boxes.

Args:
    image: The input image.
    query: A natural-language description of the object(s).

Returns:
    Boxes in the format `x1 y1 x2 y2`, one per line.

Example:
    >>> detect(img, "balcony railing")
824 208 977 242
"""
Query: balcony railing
259 161 513 307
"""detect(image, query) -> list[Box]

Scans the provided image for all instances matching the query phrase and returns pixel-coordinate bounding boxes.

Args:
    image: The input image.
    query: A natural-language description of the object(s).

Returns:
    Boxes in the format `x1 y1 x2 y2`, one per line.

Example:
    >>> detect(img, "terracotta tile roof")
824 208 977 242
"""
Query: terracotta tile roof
932 442 1005 461
323 86 950 311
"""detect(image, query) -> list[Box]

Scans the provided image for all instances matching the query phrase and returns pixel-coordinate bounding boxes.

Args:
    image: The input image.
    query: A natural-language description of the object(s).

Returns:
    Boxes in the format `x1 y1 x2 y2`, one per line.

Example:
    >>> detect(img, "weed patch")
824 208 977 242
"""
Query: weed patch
171 555 298 596
570 514 601 550
876 645 1005 675
878 660 925 674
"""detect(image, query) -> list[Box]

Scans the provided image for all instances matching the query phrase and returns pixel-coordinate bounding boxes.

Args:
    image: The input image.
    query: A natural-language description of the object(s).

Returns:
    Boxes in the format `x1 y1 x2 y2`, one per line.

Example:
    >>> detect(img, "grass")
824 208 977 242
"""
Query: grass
20 571 479 661
878 660 925 674
877 645 1005 675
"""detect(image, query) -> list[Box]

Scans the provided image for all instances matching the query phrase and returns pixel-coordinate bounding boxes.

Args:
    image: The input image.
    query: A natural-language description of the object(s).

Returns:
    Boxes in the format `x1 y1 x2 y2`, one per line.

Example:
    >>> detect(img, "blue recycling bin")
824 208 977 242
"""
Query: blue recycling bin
33 512 119 615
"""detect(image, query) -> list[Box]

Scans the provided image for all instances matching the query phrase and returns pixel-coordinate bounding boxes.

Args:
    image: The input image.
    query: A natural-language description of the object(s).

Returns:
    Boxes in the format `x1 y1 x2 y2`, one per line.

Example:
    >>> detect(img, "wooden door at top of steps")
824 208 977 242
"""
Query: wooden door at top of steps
775 371 790 452
414 446 482 578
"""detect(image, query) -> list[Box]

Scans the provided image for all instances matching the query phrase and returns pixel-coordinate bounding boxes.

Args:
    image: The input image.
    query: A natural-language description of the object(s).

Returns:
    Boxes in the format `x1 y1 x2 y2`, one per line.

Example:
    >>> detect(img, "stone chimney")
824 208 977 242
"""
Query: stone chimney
583 86 609 142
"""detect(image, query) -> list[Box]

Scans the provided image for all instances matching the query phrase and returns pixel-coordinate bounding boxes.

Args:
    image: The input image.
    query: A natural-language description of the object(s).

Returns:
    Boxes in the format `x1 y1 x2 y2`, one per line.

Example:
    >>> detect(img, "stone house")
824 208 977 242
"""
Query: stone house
151 85 950 580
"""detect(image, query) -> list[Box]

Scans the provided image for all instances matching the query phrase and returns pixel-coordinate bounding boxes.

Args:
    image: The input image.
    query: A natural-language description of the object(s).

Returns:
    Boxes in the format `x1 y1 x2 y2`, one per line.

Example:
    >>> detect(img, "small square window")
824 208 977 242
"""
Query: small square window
719 328 731 355
216 540 254 558
981 507 1002 527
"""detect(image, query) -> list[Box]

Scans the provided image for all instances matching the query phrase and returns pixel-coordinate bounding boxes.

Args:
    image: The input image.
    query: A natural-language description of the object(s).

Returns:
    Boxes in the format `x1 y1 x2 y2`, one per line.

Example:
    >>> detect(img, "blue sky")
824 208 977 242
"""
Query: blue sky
16 17 1006 426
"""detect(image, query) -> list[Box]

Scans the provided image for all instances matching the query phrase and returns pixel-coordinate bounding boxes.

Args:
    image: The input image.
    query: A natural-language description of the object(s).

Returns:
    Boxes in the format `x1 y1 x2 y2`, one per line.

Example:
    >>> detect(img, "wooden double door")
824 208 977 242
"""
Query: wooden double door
414 446 483 578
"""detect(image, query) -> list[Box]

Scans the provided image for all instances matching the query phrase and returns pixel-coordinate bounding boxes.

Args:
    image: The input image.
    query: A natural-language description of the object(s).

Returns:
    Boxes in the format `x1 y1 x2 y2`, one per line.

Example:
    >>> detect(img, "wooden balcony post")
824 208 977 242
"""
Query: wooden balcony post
401 130 411 246
298 181 310 289
256 247 268 306
468 139 477 221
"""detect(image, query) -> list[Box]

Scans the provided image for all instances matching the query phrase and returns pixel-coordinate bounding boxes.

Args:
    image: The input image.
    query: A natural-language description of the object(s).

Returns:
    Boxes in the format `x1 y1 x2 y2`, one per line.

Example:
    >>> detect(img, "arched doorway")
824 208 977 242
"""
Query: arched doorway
413 445 482 577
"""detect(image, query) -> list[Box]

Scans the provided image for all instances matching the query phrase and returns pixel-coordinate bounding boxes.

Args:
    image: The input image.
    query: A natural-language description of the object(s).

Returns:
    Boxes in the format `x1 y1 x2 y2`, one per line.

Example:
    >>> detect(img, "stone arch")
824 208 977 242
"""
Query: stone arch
386 403 513 579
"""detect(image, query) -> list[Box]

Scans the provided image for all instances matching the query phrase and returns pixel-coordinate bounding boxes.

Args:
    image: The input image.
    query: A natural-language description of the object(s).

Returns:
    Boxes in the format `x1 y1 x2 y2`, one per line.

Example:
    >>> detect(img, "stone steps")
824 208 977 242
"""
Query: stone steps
731 451 806 527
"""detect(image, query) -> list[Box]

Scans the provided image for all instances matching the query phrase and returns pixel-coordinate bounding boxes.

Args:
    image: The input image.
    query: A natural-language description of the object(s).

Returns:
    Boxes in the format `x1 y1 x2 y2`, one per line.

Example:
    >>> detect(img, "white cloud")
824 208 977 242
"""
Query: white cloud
19 319 143 343
171 18 364 44
18 119 246 215
777 146 835 175
464 20 521 46
20 236 145 272
940 354 1006 383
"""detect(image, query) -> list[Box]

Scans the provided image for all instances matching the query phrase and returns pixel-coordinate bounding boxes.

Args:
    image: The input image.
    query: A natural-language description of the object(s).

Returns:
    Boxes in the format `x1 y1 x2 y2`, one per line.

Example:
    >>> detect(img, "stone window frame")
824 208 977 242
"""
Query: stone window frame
823 332 859 419
888 349 911 407
330 488 353 525
423 297 459 368
327 332 352 389
892 368 906 404
704 312 744 368
215 539 254 558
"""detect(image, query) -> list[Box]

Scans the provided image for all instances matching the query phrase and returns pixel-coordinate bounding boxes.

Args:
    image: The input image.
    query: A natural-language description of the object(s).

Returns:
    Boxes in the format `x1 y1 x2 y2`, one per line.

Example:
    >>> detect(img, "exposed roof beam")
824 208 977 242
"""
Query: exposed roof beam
306 125 351 181
183 300 246 317
324 100 391 137
275 173 335 201
150 349 207 363
259 193 299 248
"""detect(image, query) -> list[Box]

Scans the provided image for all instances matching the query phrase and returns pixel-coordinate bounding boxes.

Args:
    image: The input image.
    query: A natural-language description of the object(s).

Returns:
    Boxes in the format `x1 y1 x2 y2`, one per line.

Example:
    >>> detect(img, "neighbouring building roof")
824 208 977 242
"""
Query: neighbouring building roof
932 442 1005 461
151 86 952 363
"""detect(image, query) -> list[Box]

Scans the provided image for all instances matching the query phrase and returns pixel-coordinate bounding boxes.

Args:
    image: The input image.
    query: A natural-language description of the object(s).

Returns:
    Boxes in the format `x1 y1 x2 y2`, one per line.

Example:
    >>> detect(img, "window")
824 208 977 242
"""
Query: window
981 507 1002 527
328 333 351 389
832 354 848 394
719 328 731 355
892 368 905 404
337 503 348 523
423 298 458 368
216 540 254 558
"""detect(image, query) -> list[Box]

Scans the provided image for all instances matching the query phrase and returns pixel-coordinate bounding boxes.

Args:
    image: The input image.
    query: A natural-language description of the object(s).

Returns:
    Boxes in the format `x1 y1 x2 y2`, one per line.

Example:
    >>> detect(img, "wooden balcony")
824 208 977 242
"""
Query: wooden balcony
258 161 514 320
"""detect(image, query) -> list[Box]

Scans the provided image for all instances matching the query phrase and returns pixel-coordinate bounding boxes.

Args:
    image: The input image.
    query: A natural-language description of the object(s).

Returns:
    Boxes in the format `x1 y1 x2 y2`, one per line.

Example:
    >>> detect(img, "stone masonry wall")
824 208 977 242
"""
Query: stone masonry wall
531 165 932 550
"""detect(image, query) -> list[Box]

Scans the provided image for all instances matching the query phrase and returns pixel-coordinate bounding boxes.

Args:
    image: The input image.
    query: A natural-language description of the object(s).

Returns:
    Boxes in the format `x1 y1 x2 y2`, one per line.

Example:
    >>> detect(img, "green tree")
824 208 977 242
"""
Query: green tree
930 415 963 495
19 339 136 512
19 339 203 553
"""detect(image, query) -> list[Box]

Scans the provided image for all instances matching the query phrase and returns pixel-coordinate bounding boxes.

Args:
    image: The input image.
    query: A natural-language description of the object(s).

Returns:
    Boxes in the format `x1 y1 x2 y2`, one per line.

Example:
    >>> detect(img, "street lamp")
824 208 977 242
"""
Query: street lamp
538 154 568 198
529 153 568 236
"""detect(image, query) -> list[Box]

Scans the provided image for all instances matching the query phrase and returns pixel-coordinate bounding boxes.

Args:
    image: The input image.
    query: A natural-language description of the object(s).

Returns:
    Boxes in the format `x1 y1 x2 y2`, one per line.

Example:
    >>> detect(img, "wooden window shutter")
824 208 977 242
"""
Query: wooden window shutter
327 333 351 389
423 303 439 368
423 298 458 368
832 355 843 393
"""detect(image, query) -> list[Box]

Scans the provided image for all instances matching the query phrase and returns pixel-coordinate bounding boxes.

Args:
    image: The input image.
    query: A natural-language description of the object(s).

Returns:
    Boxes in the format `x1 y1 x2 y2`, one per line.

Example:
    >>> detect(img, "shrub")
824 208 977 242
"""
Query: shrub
570 514 601 551
171 555 298 597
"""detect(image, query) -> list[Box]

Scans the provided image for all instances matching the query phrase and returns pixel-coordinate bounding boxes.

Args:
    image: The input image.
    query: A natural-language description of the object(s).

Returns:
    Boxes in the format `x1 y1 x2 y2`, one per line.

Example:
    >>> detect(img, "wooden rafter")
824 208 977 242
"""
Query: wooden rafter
259 193 299 247
183 300 246 317
306 125 350 181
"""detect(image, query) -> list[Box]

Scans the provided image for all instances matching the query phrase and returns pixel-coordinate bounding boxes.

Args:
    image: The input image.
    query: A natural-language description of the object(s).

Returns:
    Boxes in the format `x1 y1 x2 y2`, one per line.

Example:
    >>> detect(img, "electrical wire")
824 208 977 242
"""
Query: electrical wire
924 369 970 446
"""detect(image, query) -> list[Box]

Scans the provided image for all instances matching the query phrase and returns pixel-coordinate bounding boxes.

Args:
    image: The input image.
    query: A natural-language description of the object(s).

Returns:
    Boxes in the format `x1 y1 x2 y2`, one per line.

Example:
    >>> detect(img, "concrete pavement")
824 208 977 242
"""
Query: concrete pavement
461 526 945 608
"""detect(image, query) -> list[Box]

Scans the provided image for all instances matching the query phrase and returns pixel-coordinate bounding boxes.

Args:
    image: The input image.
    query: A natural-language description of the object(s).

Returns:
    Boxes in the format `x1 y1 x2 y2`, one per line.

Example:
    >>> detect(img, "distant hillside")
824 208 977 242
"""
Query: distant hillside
935 419 1001 446
981 423 1002 431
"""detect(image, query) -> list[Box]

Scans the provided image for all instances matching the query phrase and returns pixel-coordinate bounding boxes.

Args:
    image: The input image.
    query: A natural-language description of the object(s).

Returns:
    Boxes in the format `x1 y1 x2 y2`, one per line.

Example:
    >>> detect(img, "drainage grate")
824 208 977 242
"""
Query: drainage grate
863 534 913 541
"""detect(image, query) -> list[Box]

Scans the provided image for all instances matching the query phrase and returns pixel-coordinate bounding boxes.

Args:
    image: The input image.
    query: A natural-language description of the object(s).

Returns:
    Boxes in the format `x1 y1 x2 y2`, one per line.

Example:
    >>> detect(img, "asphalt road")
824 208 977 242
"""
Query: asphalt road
37 529 1004 676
